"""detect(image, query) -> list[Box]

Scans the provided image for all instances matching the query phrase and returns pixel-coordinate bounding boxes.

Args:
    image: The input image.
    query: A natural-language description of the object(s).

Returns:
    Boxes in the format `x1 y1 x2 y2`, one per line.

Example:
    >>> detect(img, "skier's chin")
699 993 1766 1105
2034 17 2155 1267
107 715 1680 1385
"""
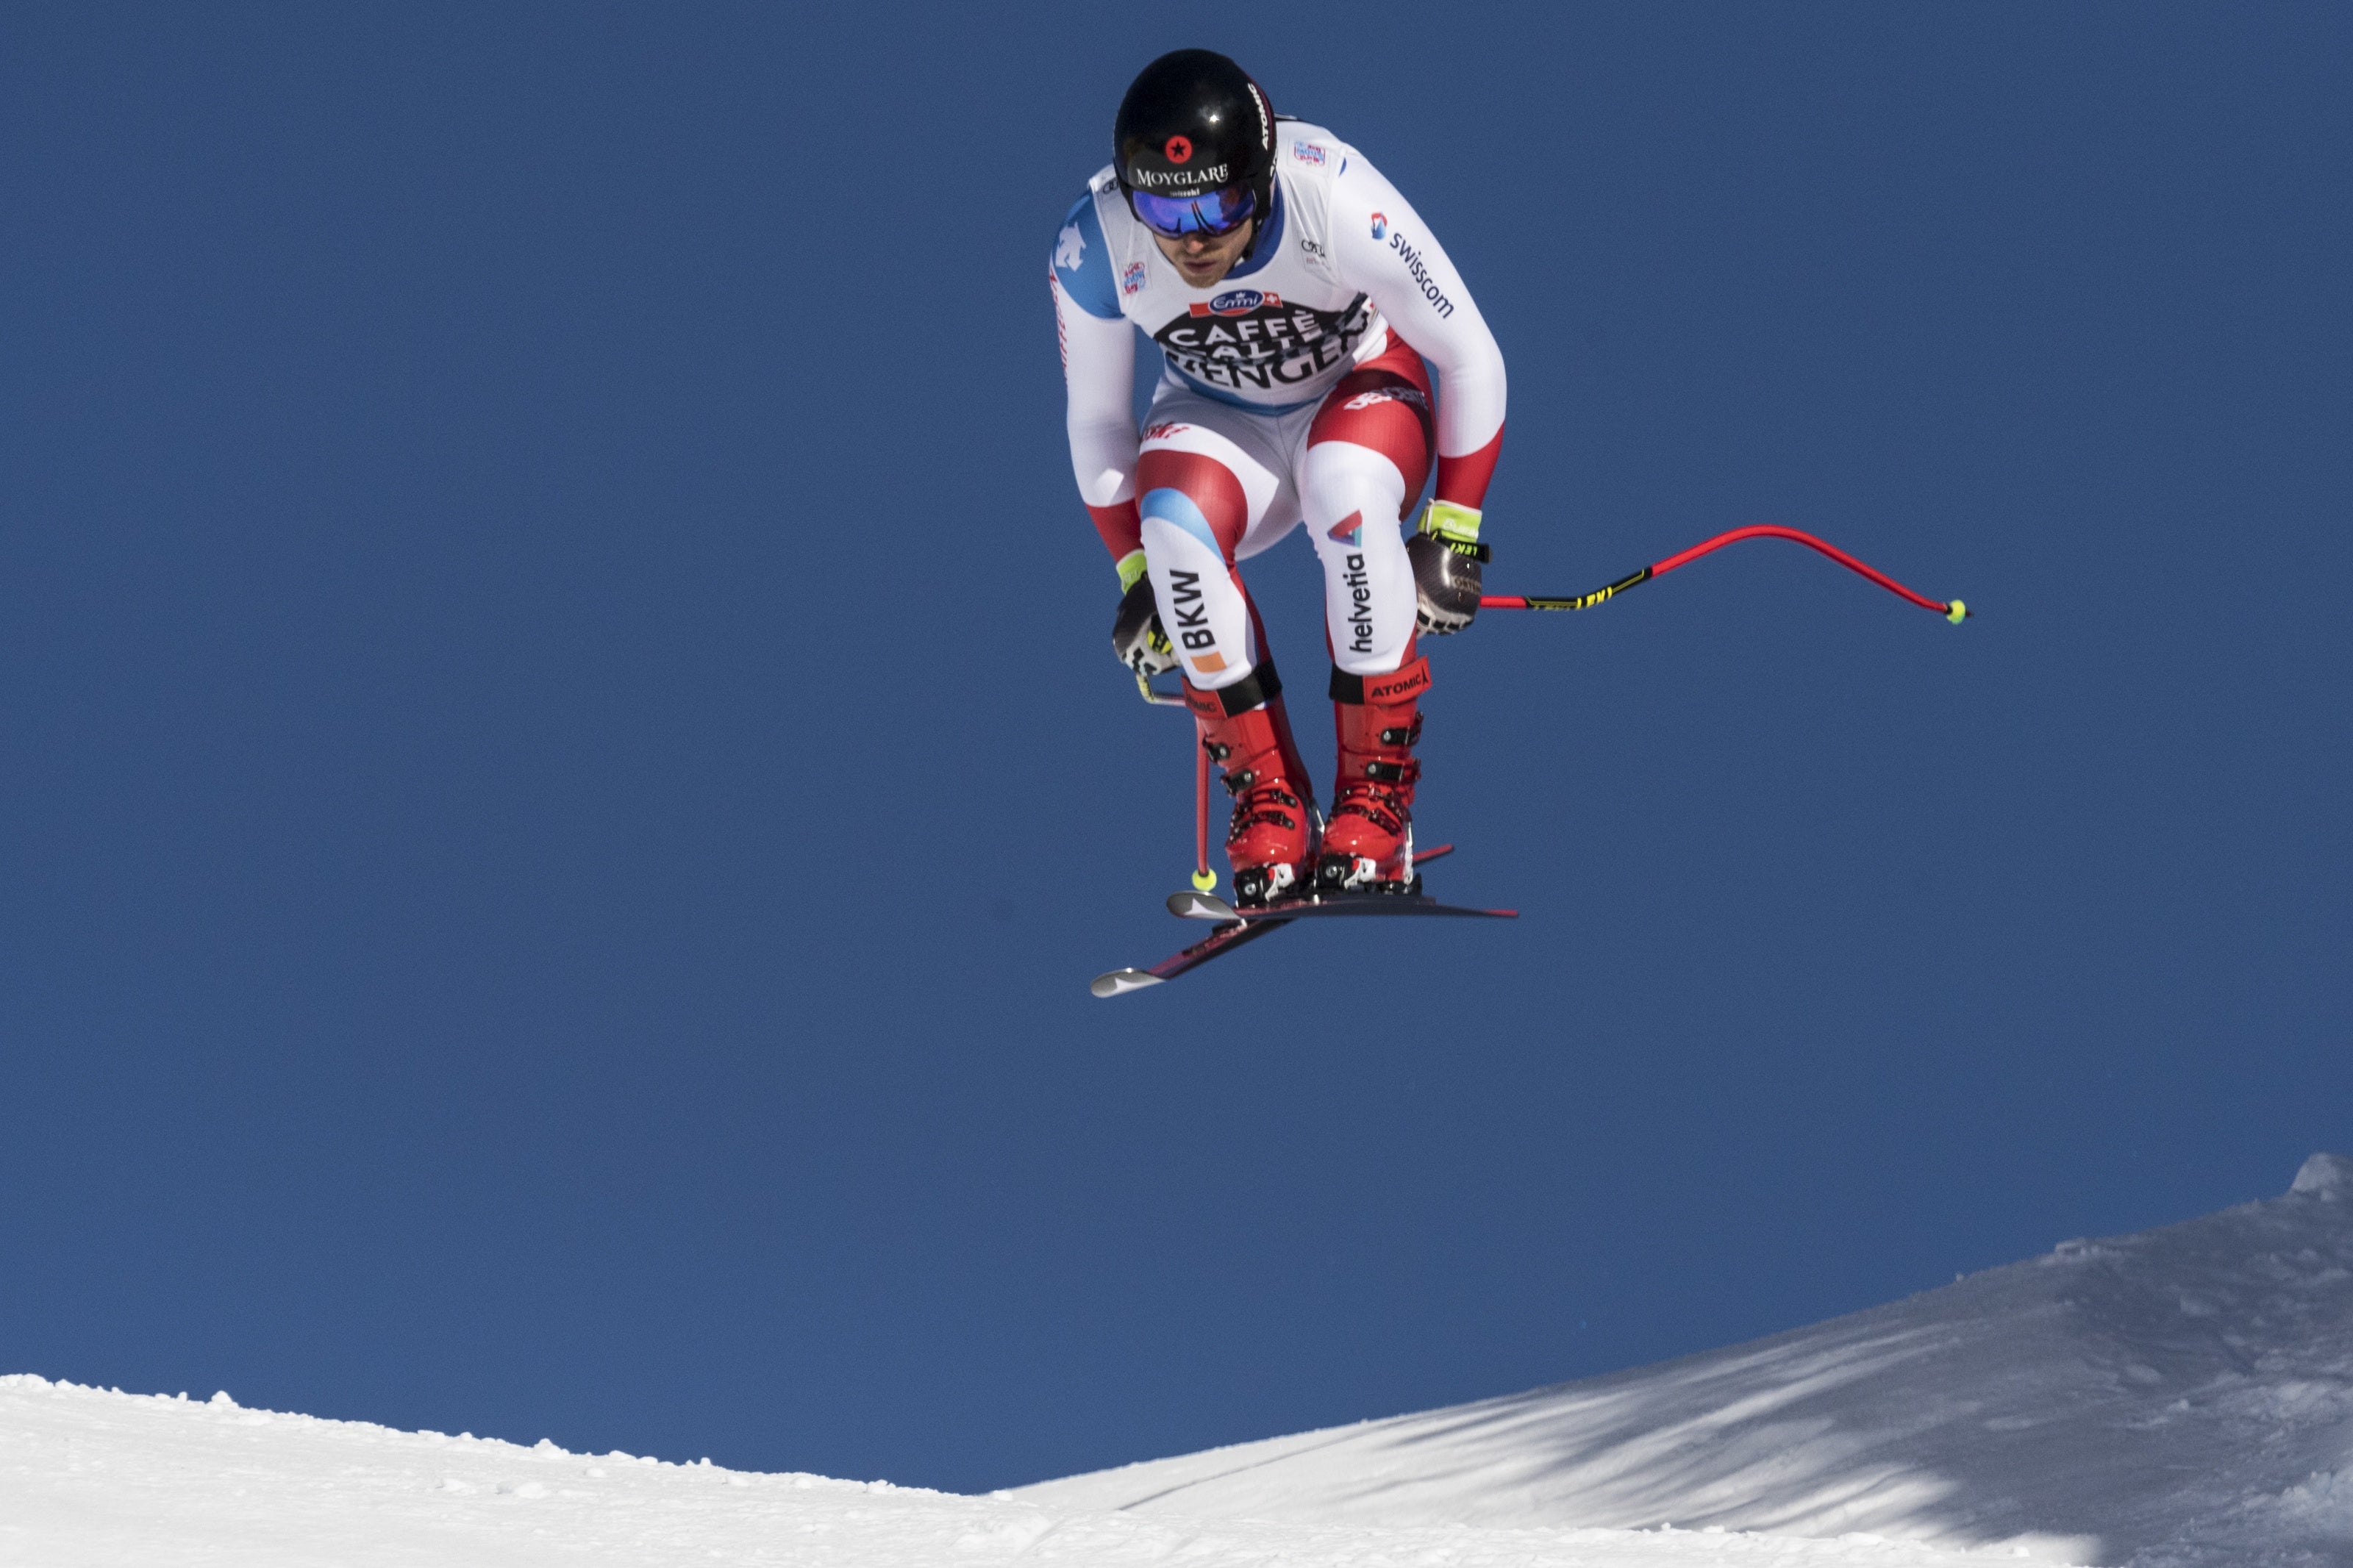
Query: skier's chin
1164 250 1236 287
1153 222 1252 289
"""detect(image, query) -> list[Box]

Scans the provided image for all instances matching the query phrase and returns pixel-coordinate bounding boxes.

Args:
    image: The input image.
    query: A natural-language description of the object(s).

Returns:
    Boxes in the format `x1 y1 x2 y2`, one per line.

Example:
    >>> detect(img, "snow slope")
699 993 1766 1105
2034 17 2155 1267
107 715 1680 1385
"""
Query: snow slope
1021 1156 2353 1568
0 1378 2050 1568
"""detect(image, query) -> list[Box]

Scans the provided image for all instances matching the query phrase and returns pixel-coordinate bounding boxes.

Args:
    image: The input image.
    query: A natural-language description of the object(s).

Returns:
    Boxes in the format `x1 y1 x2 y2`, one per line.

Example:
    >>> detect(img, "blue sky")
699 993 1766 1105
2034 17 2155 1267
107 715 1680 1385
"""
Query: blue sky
3 2 2346 1493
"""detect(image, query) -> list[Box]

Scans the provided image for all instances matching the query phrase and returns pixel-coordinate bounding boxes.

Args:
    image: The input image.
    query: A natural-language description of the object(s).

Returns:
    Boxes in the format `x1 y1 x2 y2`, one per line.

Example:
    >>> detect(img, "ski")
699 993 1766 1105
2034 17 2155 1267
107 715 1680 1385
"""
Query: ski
1088 912 1293 998
1089 845 1512 998
1166 887 1515 922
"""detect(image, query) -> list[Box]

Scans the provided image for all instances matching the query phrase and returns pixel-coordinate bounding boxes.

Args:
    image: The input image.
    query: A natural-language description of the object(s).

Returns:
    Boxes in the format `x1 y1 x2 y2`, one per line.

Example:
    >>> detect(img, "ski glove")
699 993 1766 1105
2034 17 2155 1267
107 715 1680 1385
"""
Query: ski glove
1408 501 1490 636
1111 552 1177 678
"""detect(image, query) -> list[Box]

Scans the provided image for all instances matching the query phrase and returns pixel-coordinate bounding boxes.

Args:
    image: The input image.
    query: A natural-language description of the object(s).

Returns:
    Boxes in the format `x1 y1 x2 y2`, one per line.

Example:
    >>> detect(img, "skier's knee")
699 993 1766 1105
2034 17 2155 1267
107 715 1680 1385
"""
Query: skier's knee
1136 448 1248 565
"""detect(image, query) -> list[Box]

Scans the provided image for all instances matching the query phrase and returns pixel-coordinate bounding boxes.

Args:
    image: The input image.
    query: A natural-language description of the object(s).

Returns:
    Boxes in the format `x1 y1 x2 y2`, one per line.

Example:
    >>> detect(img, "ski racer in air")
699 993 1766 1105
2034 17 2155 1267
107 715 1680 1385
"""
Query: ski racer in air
1051 49 1507 906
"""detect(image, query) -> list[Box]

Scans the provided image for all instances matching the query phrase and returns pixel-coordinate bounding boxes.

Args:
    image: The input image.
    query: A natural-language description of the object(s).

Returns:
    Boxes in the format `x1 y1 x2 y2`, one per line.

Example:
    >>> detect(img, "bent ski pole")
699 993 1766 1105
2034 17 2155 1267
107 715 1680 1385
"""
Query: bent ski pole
1135 670 1188 705
1130 667 1218 889
1192 737 1216 894
1480 524 1969 625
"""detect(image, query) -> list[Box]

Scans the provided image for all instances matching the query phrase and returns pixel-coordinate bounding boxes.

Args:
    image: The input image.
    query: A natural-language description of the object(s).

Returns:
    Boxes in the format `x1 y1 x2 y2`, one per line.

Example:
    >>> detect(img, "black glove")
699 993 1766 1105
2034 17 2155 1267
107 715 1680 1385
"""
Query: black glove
1112 575 1178 677
1408 530 1489 636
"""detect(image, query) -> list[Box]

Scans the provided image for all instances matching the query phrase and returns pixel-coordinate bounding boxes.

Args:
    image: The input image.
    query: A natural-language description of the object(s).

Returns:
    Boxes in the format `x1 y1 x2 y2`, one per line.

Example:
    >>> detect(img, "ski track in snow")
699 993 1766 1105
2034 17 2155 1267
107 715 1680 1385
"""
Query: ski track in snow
0 1378 2043 1568
1021 1156 2353 1568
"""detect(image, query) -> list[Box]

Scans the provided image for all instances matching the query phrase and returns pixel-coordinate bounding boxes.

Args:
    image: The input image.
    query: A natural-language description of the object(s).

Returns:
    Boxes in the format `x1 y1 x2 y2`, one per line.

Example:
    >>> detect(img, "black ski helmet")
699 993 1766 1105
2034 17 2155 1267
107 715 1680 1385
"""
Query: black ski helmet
1113 50 1277 221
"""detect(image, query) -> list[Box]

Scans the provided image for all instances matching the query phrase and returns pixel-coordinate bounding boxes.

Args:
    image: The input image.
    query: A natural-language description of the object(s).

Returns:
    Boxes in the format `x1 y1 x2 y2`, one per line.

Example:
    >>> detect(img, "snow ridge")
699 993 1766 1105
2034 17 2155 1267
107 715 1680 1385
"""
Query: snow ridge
1021 1157 2353 1568
2290 1152 2352 1198
8 1161 2343 1565
0 1375 2049 1567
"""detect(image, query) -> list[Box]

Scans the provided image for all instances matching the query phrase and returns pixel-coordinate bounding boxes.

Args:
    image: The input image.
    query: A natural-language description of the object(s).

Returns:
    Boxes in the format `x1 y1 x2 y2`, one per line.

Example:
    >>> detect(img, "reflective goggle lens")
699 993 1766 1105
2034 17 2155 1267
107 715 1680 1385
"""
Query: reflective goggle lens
1127 184 1257 238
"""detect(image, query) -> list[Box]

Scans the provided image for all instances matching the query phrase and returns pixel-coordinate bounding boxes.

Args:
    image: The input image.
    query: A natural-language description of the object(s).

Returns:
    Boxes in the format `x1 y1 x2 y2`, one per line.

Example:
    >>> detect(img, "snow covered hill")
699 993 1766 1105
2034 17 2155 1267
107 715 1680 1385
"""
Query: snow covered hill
9 1161 2343 1566
0 1378 2048 1568
1021 1155 2353 1568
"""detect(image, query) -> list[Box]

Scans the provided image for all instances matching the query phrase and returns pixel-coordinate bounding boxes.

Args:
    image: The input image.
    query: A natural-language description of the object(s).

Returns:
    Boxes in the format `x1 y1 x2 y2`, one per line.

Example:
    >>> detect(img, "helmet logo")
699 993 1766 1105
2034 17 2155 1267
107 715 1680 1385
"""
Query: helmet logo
1164 135 1193 165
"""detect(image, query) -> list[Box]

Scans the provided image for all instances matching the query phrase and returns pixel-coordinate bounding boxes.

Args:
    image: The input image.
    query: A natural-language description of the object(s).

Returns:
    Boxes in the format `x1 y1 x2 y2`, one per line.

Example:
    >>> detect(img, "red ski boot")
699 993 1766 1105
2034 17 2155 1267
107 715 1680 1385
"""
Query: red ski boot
1184 666 1318 907
1317 655 1431 894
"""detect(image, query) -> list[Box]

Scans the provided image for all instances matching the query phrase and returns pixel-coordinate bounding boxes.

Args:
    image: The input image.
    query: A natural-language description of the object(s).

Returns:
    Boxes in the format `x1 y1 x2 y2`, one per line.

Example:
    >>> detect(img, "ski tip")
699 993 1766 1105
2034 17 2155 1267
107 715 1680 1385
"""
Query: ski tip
1090 968 1164 999
1167 889 1240 923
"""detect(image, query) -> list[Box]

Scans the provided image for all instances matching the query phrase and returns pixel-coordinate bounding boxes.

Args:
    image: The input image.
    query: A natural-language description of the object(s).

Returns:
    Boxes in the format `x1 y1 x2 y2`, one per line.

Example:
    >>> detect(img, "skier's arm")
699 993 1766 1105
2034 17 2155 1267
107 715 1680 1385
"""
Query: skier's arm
1056 279 1140 570
1051 197 1145 584
1327 154 1507 526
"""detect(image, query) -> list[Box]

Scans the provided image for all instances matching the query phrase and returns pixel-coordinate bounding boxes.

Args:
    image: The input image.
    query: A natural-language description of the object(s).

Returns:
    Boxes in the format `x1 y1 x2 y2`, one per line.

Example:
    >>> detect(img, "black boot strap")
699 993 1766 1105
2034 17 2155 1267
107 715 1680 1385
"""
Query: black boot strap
1204 662 1281 717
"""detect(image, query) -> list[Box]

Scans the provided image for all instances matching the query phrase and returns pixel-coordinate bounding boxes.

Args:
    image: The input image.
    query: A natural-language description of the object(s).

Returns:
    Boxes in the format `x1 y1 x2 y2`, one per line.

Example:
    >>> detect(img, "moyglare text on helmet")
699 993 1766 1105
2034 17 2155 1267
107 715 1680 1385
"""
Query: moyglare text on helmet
1128 163 1232 189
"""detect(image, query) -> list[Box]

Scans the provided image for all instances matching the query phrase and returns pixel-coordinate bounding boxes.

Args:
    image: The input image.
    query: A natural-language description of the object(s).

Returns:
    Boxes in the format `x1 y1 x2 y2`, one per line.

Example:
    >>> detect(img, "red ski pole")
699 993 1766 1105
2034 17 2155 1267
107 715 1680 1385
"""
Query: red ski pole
1191 734 1217 893
1127 667 1218 890
1479 524 1969 624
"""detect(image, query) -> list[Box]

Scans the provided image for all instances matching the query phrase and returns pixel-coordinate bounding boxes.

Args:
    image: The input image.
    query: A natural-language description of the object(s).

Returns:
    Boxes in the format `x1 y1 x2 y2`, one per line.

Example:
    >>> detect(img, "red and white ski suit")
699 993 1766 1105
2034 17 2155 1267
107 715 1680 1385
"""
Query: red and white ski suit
1051 122 1507 687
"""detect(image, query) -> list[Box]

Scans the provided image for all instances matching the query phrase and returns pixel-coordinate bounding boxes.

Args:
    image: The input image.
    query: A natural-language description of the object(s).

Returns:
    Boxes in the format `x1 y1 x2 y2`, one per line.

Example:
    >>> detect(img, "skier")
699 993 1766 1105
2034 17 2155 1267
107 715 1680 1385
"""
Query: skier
1051 49 1507 906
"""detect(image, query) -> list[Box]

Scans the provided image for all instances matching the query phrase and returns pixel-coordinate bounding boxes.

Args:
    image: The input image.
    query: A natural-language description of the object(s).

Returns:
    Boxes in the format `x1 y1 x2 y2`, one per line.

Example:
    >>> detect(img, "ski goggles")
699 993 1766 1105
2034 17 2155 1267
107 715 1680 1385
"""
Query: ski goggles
1126 183 1257 240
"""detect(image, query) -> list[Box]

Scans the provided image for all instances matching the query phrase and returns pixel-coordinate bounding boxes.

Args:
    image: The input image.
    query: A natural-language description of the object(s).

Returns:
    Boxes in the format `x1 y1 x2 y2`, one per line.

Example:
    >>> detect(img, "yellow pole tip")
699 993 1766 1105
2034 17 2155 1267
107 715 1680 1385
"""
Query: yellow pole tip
1191 869 1218 892
1946 599 1968 625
